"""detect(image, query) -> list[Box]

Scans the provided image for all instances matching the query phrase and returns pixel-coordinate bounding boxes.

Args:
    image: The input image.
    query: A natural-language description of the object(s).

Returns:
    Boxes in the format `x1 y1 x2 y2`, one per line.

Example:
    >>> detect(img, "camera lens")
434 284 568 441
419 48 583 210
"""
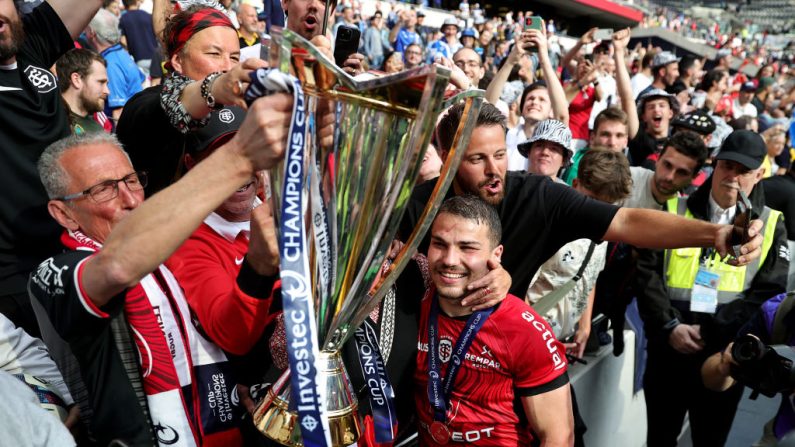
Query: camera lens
732 334 765 364
341 28 351 40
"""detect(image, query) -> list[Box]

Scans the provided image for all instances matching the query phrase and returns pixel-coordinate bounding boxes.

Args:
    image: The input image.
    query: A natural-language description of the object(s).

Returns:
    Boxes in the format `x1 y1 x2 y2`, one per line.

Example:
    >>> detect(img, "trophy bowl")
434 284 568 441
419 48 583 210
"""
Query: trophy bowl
251 27 484 447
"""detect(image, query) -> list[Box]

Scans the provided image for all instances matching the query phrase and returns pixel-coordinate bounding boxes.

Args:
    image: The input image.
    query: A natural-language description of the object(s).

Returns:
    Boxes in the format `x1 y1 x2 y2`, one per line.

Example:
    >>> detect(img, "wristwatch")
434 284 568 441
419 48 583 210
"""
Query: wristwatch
200 71 224 110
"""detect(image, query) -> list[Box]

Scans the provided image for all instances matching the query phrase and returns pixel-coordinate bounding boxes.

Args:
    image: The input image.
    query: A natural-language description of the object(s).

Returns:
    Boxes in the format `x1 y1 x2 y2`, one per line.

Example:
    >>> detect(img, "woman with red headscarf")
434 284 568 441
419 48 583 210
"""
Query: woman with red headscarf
117 3 266 196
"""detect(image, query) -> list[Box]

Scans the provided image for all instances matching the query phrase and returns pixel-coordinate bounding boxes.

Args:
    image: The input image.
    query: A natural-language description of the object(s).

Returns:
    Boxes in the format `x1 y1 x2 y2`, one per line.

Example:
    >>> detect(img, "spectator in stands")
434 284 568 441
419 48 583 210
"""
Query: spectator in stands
677 54 702 91
453 47 485 89
519 119 573 181
384 51 404 73
631 51 655 98
733 81 759 119
0 0 104 338
333 4 356 40
363 10 386 69
86 8 144 123
119 0 157 74
562 108 631 184
761 125 787 177
625 131 709 210
237 2 260 49
635 130 788 447
415 10 433 46
716 48 732 71
426 17 461 64
637 51 680 98
629 89 677 167
169 106 279 358
753 77 775 116
561 28 637 180
488 28 569 171
117 6 261 195
102 0 120 16
460 27 476 49
565 56 603 151
56 49 110 135
404 43 423 70
389 8 420 53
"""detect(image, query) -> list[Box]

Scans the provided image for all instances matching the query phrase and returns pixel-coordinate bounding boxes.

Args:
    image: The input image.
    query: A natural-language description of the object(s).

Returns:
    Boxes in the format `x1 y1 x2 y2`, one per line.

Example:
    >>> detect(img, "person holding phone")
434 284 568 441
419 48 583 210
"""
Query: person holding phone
634 130 789 447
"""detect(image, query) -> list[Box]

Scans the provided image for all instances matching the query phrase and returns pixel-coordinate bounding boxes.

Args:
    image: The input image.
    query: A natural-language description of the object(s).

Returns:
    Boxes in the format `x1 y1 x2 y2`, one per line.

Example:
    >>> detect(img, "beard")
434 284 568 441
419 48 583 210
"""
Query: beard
79 92 105 115
0 13 25 62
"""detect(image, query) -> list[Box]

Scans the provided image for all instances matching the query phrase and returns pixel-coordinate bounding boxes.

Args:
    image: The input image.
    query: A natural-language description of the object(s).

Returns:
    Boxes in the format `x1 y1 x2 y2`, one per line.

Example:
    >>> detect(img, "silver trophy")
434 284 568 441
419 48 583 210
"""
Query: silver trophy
252 27 484 447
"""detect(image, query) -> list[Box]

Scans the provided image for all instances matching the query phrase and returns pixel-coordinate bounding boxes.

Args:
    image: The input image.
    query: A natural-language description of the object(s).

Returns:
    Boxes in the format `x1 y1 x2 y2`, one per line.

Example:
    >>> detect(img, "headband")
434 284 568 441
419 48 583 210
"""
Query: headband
166 8 235 63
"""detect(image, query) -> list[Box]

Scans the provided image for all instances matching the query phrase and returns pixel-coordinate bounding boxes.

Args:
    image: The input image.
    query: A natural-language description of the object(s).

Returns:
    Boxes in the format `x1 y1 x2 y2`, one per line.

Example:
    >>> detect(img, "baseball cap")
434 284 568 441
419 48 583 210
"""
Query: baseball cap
652 51 681 69
714 130 766 169
637 88 677 111
185 106 245 155
517 119 573 158
740 81 757 93
672 109 717 136
442 17 460 30
417 10 425 17
461 28 476 38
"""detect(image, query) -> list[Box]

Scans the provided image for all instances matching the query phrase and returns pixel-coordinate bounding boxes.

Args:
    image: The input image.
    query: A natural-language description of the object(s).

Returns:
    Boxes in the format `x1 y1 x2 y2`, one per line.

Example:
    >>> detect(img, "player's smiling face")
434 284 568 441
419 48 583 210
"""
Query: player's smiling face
428 212 502 303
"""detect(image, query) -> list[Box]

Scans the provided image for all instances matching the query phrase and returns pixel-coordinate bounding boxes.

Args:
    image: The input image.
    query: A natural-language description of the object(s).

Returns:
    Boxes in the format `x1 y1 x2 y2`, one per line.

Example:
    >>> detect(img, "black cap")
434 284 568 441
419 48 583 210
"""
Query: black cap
185 106 245 155
672 109 716 136
714 130 766 169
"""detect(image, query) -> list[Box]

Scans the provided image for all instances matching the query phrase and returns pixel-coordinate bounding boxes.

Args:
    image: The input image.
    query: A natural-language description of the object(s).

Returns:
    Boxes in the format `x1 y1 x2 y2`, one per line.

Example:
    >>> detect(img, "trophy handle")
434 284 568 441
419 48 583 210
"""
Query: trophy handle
347 92 485 325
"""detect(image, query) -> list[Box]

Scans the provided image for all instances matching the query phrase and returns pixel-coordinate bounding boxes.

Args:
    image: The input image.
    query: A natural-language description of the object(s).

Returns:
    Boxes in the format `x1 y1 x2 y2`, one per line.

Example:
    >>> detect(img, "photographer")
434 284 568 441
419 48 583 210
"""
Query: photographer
702 292 795 445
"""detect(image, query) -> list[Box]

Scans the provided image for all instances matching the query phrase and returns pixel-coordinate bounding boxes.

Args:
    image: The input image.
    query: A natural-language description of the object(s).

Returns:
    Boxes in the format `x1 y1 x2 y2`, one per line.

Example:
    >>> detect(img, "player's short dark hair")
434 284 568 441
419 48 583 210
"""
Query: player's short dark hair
660 130 708 172
56 48 106 93
436 195 502 247
436 102 506 153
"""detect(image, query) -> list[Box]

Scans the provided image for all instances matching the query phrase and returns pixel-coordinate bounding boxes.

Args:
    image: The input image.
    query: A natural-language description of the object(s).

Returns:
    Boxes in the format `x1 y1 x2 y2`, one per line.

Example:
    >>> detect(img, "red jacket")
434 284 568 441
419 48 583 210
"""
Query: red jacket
167 213 278 355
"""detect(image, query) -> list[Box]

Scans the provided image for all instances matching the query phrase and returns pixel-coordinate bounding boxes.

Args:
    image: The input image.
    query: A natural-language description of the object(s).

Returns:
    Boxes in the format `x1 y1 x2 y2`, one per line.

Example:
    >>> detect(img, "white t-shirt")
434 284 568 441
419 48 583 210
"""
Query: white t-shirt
589 74 618 130
622 167 664 210
506 124 529 171
732 99 758 119
631 72 652 99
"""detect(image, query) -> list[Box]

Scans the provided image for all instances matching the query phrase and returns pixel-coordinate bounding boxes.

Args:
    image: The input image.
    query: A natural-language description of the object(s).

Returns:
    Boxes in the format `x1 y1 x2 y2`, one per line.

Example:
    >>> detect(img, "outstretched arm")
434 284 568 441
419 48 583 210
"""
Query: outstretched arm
612 28 639 139
48 0 104 40
528 23 569 125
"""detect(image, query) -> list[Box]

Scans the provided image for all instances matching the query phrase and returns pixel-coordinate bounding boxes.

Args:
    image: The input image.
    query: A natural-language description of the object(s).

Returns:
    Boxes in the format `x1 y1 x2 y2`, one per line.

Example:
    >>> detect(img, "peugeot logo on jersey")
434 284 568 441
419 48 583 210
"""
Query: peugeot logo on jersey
24 65 57 94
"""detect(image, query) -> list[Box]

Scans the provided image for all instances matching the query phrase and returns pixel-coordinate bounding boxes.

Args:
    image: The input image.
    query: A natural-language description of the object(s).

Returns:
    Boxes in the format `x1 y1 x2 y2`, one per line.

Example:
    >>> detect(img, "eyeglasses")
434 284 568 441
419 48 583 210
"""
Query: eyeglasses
56 171 148 203
454 60 482 69
406 50 422 56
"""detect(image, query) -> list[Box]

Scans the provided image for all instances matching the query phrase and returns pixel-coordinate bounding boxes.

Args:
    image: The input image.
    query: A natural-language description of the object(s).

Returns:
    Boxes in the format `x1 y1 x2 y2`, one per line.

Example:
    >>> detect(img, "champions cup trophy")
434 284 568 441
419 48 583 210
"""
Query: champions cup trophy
251 25 484 447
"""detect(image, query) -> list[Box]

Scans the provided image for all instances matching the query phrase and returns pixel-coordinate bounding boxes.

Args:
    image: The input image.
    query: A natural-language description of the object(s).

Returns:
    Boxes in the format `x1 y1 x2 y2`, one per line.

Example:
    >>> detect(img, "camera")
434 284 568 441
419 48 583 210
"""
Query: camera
730 334 795 398
338 27 353 41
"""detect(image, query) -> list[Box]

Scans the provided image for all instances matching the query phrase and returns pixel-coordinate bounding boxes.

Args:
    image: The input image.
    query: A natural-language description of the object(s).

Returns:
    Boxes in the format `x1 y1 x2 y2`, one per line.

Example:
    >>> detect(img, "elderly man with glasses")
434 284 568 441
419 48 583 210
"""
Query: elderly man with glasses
27 83 291 446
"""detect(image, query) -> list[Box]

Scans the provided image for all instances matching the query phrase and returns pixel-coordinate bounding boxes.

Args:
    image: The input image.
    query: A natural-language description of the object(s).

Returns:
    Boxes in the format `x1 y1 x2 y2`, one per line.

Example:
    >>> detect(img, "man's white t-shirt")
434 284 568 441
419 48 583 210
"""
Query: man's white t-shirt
622 167 664 210
506 124 529 171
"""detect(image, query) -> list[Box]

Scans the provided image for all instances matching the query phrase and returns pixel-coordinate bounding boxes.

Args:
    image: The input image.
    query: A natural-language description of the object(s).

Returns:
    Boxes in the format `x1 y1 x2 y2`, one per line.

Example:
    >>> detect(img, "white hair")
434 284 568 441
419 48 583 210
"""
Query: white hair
38 133 131 199
89 8 121 45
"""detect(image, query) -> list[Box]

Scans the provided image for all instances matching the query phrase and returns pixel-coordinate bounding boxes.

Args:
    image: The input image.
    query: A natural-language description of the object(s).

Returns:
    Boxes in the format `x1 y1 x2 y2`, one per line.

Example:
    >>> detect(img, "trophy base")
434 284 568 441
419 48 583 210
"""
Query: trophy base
253 352 362 446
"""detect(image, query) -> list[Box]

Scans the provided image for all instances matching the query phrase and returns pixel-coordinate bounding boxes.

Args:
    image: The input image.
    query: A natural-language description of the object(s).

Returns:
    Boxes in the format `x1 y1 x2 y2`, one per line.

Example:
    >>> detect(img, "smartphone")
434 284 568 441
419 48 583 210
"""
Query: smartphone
259 34 272 64
523 16 543 53
593 28 614 41
334 25 361 68
730 190 752 258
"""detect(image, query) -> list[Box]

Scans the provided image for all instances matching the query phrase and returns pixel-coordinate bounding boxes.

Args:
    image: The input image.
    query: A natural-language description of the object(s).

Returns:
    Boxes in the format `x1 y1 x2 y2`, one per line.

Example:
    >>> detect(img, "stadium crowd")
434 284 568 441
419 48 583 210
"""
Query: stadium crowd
3 0 795 446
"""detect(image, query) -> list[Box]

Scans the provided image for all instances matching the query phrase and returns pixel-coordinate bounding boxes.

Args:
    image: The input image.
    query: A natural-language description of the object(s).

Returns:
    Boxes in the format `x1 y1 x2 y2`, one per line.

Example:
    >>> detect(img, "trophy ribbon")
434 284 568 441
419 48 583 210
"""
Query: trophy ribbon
353 320 397 443
276 75 331 447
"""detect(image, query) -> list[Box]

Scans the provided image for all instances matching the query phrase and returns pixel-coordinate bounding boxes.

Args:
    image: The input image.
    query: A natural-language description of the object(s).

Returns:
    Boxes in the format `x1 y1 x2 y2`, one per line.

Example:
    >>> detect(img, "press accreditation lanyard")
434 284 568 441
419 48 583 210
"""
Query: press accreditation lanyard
278 77 330 447
354 320 398 443
426 293 494 423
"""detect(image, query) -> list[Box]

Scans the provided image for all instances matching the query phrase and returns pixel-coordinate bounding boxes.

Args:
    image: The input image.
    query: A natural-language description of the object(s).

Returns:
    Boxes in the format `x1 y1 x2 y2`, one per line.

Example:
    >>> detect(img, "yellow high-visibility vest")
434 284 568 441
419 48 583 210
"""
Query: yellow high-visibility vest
663 196 781 305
